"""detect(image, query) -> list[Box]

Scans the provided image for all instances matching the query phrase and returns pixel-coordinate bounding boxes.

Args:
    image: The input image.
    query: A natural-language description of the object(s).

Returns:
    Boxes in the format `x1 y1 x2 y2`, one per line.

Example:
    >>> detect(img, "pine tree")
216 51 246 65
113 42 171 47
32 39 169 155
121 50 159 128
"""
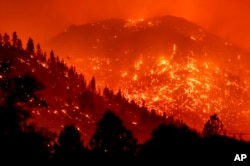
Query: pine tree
49 50 55 64
36 43 42 55
3 33 10 46
12 32 18 47
26 38 34 54
89 77 96 93
203 114 224 137
16 39 22 49
89 110 137 160
54 124 85 162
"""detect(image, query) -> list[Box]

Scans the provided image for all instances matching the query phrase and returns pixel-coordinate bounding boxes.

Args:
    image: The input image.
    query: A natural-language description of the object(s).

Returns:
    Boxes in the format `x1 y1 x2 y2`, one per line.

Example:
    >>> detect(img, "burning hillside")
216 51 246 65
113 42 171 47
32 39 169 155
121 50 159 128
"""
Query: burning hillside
49 15 250 135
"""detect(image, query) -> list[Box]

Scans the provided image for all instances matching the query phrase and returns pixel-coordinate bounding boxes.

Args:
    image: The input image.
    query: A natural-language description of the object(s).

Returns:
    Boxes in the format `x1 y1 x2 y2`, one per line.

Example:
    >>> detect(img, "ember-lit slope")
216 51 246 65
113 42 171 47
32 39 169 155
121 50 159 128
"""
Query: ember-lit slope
50 15 250 90
0 40 166 143
49 15 250 136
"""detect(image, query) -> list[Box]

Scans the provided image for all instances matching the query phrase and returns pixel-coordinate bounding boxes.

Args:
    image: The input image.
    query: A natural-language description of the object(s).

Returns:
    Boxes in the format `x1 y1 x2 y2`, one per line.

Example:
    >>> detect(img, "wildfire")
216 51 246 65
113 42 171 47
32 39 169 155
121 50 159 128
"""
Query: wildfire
119 55 250 131
71 45 250 134
125 18 145 27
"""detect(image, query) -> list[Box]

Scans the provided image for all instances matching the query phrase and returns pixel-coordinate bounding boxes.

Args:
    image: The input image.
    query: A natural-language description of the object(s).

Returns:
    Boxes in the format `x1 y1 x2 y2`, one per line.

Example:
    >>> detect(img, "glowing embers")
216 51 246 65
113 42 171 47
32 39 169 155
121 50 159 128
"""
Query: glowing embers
134 58 143 70
158 57 169 66
121 72 128 78
125 18 145 28
120 55 250 130
133 74 138 81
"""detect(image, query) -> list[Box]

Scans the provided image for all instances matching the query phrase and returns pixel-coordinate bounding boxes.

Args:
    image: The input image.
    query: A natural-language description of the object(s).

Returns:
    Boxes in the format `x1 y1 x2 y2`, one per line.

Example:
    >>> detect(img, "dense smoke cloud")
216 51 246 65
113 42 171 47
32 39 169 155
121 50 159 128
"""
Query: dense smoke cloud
0 0 249 50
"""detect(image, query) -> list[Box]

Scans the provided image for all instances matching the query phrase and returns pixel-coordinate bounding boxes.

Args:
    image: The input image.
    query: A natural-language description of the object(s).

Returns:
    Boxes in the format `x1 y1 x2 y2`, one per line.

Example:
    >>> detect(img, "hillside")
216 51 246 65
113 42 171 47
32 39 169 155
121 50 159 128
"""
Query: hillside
0 34 171 143
48 15 250 137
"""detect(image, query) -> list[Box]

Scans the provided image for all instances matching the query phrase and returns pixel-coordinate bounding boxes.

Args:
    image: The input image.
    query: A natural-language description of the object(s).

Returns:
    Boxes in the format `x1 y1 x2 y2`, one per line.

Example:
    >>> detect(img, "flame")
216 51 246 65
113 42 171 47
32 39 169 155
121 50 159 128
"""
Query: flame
125 18 145 27
71 46 250 134
118 55 250 131
122 72 128 77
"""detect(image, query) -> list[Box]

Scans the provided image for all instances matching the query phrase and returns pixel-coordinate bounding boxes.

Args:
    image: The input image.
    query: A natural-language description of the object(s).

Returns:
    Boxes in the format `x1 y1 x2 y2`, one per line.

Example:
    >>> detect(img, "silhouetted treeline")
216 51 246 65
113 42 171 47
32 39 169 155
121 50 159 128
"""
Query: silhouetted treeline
0 32 249 165
0 32 185 143
0 67 249 165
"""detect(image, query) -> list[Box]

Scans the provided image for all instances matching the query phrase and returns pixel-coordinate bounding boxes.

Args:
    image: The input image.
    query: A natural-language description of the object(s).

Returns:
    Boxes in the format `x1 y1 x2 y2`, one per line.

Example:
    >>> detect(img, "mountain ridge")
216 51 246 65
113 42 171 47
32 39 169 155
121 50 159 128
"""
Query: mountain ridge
1 14 249 141
48 15 250 87
48 15 250 136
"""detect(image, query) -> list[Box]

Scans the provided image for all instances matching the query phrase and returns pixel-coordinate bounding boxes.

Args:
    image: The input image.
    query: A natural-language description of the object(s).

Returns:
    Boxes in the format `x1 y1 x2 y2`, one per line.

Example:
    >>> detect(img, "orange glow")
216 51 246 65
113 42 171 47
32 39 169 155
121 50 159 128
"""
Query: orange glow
1 0 250 141
1 1 250 51
115 55 250 132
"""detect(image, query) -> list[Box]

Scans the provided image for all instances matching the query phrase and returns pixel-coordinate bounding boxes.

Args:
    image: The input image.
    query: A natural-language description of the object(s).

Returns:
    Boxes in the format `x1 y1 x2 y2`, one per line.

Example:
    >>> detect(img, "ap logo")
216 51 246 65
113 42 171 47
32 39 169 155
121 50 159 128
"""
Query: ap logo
234 154 247 161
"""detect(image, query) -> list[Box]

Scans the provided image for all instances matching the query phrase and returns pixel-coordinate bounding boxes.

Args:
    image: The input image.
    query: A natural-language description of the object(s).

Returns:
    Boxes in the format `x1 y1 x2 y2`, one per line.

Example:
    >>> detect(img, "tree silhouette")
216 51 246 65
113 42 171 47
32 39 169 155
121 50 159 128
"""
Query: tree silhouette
103 86 113 99
203 114 224 137
0 63 46 134
3 33 10 46
36 43 42 55
138 123 199 164
3 73 45 107
0 61 51 163
49 50 55 64
16 39 22 49
138 122 250 165
26 38 34 54
68 66 75 79
43 52 47 61
12 32 18 47
89 76 96 93
89 109 137 160
0 65 46 135
53 124 85 162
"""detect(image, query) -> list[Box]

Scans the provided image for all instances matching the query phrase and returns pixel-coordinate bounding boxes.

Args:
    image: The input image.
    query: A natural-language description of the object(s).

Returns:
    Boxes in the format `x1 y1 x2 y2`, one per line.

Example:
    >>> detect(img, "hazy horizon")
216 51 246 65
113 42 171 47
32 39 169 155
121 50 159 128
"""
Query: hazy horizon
1 0 250 52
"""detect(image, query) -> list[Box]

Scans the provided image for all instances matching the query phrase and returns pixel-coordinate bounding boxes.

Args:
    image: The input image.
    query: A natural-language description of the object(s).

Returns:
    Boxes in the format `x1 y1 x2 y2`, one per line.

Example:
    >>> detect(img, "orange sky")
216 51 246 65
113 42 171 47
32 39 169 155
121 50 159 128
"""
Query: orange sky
0 0 250 51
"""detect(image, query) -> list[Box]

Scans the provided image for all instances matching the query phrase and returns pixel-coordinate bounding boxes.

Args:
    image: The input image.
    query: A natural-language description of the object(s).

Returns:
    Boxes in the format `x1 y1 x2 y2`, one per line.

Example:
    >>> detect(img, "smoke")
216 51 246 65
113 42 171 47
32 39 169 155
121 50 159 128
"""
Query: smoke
0 0 250 50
